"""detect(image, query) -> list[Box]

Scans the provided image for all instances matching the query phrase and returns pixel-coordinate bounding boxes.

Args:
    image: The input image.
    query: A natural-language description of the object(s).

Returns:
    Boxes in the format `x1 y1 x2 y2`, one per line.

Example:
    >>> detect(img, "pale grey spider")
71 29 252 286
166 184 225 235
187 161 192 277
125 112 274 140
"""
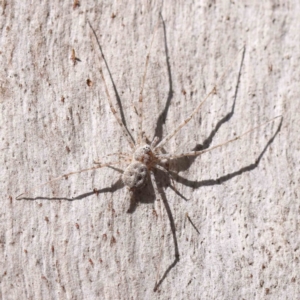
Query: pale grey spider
16 21 281 206
16 19 282 293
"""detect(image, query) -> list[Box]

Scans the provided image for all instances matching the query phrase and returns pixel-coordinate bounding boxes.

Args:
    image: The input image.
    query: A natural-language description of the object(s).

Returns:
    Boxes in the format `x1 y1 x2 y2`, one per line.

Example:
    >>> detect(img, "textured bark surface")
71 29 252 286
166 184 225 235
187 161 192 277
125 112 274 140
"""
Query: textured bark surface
1 1 299 299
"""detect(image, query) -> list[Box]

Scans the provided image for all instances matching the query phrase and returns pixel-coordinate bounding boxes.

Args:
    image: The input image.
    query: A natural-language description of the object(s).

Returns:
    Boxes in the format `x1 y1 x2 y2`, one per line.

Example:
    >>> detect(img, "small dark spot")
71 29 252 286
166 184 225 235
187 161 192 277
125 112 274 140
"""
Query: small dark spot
73 0 80 9
44 216 49 222
110 236 116 246
86 79 93 87
260 280 264 287
111 13 116 19
66 146 71 153
268 64 273 72
71 49 79 65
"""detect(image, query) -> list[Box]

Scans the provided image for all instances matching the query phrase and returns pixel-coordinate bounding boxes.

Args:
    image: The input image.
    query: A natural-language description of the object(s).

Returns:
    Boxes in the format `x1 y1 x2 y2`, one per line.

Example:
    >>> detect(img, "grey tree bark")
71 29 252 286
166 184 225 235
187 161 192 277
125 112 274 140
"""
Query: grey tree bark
1 1 299 299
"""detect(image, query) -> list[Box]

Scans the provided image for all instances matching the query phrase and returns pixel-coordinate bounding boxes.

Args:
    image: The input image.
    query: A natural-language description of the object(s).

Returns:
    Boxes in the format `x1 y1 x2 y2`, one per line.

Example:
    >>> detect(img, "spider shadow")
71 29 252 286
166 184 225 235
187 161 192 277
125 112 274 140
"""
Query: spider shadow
17 177 124 201
152 13 174 142
126 175 157 213
171 117 283 191
88 21 135 145
150 17 246 292
141 15 182 290
152 168 180 292
19 19 259 293
174 45 246 173
152 111 282 292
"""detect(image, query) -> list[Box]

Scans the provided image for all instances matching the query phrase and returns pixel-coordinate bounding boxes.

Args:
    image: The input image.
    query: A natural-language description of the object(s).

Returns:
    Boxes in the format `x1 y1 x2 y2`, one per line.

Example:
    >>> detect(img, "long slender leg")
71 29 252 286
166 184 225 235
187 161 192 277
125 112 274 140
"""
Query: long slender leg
137 23 161 145
93 152 131 164
154 45 246 151
158 115 282 160
150 136 160 149
88 21 135 149
99 68 135 149
16 160 124 200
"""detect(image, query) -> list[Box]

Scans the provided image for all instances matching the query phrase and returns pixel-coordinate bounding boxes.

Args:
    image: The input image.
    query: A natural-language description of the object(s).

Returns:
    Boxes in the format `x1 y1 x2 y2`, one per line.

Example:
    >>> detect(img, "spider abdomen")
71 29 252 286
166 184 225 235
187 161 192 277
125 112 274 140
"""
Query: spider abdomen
122 161 148 190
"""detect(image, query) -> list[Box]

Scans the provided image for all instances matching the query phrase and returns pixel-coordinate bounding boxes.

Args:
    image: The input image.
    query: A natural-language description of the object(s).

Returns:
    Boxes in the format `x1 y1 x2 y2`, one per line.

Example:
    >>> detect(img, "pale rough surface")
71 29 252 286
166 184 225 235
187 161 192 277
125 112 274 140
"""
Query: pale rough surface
0 1 299 299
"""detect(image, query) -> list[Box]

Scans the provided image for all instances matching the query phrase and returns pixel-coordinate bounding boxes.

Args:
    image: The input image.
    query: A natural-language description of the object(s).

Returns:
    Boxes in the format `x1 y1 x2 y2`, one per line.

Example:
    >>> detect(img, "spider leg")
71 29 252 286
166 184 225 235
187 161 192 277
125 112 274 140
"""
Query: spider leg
137 22 161 145
154 45 246 151
88 21 135 149
104 152 131 157
158 115 282 160
151 136 160 149
93 152 131 164
16 160 124 200
99 68 135 149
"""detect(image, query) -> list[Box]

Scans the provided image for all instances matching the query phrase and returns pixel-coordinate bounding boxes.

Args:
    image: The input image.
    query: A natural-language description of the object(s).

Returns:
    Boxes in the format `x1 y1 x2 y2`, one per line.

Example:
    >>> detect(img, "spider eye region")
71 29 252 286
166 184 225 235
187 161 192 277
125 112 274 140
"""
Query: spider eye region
122 162 148 190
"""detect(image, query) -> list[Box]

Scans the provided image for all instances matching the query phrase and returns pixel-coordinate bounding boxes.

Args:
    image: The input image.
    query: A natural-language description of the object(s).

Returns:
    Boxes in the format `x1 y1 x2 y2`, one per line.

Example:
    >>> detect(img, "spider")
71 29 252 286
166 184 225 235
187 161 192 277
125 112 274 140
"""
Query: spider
16 18 282 293
16 21 281 207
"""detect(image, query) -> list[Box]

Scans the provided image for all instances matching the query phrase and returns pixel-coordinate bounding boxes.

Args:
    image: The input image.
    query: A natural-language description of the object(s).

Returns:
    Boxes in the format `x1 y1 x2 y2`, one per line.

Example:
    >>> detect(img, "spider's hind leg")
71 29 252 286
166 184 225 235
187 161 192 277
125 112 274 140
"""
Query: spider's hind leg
160 116 282 161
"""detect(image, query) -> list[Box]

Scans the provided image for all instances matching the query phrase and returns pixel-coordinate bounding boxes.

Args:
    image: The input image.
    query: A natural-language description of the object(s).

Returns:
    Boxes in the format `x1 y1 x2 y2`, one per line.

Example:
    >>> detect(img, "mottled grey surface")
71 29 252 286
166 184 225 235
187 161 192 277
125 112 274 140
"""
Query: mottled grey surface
0 1 299 299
